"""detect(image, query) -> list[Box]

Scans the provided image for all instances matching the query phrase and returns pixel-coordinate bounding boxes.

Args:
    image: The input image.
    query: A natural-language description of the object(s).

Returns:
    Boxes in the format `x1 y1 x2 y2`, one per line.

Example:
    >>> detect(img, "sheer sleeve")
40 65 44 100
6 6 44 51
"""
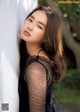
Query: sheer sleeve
25 61 47 112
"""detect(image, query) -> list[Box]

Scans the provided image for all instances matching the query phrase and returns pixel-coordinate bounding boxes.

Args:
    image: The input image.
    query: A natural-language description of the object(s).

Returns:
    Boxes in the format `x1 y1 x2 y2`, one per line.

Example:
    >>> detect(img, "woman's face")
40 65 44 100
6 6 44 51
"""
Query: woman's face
21 10 47 45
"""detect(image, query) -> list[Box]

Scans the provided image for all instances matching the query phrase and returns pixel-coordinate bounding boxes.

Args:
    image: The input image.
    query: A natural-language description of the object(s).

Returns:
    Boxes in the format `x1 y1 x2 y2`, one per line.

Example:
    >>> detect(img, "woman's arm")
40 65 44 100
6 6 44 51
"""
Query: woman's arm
25 62 47 112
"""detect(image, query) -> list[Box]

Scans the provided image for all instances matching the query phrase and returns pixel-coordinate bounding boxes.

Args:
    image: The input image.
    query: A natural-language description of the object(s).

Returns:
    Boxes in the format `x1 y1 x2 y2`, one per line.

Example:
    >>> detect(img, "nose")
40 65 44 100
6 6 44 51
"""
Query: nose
28 24 35 31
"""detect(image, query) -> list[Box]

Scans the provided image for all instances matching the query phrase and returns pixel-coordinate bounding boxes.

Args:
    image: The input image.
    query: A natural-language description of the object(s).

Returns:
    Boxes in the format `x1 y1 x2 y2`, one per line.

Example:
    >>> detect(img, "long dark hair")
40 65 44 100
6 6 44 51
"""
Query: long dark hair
20 6 66 82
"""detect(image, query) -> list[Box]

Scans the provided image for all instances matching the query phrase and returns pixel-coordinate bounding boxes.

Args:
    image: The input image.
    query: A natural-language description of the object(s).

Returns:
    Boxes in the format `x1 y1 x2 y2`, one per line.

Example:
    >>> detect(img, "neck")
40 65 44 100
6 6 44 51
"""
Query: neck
26 43 42 56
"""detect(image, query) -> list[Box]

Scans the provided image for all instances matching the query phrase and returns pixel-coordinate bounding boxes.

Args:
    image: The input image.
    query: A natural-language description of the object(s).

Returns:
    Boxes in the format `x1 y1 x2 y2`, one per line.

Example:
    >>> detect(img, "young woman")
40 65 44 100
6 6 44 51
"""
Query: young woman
18 6 66 112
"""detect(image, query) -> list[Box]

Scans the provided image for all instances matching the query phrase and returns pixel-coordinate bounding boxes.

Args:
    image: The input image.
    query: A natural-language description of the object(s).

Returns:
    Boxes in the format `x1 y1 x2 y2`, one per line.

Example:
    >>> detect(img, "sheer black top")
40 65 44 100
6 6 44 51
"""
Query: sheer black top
18 55 56 112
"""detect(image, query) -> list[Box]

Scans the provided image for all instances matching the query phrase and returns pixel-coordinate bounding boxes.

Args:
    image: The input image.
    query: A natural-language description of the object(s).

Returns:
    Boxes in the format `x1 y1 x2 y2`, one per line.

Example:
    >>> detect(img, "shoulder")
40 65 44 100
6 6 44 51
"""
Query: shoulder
24 57 53 84
24 61 47 84
25 61 47 76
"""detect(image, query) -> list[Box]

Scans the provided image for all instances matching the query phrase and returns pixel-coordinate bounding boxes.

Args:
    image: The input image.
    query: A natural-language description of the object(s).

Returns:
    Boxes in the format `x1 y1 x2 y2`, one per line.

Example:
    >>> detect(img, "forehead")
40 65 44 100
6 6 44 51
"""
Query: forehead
31 10 47 24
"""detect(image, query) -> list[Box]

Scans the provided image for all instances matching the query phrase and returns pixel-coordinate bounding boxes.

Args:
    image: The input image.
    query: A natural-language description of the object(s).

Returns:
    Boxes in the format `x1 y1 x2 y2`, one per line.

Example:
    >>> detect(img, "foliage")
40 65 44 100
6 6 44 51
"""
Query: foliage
54 69 80 91
53 87 80 112
58 3 80 42
62 69 80 90
59 3 80 20
53 69 80 112
38 0 48 6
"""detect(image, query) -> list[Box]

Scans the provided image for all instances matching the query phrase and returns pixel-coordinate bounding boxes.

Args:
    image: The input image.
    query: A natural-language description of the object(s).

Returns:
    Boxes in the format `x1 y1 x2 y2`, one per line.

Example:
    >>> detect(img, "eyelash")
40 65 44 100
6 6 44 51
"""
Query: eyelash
28 18 43 29
37 25 43 29
28 18 33 22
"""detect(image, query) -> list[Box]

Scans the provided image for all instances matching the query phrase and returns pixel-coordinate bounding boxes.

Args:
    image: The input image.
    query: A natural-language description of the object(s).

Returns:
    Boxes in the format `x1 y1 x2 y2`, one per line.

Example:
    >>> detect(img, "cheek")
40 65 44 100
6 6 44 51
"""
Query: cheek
35 33 44 42
22 20 28 31
21 23 28 39
21 26 26 40
34 29 45 41
21 28 23 37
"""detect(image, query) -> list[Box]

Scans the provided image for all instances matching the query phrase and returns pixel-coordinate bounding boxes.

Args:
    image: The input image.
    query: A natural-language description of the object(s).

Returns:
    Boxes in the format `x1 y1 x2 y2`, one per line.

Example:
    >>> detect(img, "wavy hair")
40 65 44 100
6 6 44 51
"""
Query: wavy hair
20 6 66 82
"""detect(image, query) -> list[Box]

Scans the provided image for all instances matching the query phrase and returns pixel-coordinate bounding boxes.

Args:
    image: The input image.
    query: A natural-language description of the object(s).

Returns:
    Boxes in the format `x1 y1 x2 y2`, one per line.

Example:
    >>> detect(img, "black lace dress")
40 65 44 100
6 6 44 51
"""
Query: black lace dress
18 55 56 112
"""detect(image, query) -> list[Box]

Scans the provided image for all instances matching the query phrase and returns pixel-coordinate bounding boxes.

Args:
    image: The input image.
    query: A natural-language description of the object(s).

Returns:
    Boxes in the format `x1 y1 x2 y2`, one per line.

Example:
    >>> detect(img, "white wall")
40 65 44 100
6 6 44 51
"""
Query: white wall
0 0 38 112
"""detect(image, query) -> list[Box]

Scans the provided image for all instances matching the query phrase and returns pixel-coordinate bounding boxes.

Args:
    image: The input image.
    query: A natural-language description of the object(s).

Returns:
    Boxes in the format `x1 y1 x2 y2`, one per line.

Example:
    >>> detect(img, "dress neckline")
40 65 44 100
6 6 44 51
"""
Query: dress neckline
27 55 54 65
29 49 50 60
27 49 54 65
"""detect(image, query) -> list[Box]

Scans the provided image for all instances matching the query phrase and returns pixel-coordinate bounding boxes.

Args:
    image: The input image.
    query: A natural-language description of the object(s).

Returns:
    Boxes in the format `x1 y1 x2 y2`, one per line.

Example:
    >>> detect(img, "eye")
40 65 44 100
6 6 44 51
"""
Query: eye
37 25 43 29
28 18 33 22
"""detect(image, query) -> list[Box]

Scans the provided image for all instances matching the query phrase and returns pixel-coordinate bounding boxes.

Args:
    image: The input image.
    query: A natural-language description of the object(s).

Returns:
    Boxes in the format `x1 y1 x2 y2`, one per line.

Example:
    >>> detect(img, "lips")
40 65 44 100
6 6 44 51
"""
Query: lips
23 31 31 37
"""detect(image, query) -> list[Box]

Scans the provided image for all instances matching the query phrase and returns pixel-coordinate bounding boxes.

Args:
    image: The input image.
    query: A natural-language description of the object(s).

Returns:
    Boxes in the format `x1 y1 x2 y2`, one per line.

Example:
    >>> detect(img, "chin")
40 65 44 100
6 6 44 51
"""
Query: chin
21 35 27 41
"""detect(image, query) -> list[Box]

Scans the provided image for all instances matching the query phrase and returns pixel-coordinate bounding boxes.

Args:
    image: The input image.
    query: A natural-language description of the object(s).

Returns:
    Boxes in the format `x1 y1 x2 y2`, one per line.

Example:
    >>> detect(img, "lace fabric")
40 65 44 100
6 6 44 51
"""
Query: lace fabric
18 55 56 112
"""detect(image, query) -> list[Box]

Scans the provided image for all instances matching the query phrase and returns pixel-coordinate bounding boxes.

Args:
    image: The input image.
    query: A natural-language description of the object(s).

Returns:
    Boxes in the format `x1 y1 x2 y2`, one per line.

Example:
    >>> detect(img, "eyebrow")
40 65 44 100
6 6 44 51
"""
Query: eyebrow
30 15 46 28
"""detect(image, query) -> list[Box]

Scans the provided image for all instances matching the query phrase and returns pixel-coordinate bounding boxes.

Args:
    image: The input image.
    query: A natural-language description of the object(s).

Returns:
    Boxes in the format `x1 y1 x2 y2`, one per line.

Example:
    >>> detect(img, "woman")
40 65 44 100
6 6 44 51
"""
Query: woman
18 6 66 112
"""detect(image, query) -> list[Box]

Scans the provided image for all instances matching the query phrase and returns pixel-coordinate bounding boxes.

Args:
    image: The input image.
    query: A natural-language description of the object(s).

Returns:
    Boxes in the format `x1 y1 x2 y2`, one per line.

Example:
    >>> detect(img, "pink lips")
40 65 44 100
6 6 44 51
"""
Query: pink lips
23 31 31 37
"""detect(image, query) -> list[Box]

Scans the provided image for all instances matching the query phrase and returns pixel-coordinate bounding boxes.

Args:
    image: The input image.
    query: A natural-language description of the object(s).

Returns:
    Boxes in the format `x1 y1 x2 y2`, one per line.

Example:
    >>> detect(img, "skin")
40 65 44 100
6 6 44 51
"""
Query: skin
21 10 48 57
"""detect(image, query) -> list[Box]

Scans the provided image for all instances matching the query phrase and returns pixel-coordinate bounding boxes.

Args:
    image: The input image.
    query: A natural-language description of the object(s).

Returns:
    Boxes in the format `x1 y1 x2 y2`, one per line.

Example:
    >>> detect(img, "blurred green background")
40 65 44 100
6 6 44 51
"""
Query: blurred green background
39 0 80 112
